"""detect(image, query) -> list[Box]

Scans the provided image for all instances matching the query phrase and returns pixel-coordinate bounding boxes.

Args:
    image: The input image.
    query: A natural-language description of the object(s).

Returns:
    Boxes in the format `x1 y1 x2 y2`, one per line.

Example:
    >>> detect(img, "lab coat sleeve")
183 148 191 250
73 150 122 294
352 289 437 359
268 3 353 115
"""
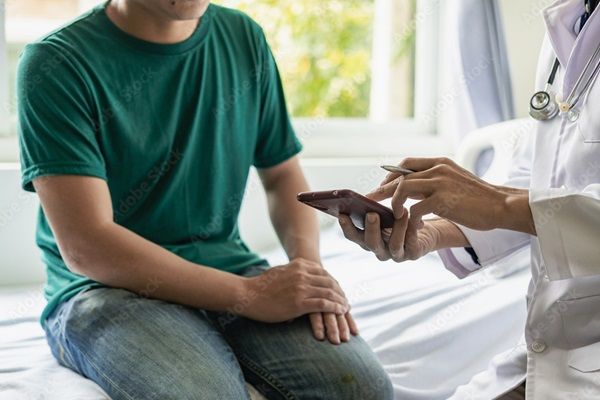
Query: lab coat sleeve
530 184 600 280
438 130 535 279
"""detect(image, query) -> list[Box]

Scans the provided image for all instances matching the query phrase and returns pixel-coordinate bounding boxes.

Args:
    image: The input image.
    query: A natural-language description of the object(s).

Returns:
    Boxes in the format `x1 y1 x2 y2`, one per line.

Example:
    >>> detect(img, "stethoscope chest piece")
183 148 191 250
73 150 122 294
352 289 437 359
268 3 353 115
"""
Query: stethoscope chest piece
530 4 600 122
529 90 559 120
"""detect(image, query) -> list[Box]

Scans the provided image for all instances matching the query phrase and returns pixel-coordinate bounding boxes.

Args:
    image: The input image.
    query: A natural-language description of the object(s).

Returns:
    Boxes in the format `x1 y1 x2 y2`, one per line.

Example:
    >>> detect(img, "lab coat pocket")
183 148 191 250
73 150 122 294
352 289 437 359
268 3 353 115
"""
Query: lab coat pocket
558 294 600 349
568 341 600 373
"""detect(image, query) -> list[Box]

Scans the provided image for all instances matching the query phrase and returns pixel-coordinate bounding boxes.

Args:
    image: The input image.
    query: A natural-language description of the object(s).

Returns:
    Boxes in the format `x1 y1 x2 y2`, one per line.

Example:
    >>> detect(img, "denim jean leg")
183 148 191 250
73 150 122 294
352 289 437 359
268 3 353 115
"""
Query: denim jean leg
44 287 250 400
211 264 394 400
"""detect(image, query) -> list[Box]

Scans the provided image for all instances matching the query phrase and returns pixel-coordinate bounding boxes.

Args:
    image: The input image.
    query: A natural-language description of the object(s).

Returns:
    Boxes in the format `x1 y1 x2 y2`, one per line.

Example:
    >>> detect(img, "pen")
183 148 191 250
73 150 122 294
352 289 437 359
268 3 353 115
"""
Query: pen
380 165 415 175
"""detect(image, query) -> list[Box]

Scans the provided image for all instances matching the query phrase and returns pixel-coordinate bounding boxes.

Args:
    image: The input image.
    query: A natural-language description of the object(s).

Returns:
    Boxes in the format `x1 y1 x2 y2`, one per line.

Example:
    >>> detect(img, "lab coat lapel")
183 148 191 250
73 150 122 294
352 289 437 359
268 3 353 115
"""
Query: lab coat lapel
543 0 580 69
544 0 600 97
563 6 600 94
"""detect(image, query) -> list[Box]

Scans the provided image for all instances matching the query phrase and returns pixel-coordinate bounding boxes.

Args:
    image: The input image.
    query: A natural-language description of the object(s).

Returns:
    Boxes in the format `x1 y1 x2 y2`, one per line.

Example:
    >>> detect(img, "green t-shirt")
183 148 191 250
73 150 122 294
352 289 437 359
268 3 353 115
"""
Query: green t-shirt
17 3 302 324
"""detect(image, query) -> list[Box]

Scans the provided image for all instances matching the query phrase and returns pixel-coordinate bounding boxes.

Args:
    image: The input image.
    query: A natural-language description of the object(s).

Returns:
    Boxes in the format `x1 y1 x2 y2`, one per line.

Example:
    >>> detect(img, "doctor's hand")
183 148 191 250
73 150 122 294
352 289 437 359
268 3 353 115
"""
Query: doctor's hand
338 211 466 263
338 211 428 262
369 157 535 234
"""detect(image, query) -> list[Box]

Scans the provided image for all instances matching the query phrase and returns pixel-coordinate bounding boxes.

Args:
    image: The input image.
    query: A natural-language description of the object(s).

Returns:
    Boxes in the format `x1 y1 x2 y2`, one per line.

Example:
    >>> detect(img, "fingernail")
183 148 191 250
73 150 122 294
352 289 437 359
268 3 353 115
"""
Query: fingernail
367 213 376 223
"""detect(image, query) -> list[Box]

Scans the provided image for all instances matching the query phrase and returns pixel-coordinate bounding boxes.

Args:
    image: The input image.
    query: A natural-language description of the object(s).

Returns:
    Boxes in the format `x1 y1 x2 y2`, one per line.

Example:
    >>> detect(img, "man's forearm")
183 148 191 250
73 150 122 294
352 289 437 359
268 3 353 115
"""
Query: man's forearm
260 158 322 264
62 222 247 312
267 186 321 263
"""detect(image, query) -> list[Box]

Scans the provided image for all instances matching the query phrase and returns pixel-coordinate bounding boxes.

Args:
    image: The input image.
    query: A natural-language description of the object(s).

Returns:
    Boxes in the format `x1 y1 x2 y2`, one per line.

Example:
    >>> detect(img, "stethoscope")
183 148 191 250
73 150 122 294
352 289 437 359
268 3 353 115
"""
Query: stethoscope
530 0 600 121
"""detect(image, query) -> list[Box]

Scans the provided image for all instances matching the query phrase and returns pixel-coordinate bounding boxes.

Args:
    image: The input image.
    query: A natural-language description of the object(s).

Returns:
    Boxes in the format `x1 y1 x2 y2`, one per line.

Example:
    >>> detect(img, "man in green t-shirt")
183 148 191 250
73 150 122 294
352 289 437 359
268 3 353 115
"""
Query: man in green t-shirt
17 0 393 398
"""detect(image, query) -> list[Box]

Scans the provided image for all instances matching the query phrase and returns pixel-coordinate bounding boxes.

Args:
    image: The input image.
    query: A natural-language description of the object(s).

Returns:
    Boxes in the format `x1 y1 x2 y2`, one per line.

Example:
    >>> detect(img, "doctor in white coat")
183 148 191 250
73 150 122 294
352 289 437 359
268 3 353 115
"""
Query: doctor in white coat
338 0 600 398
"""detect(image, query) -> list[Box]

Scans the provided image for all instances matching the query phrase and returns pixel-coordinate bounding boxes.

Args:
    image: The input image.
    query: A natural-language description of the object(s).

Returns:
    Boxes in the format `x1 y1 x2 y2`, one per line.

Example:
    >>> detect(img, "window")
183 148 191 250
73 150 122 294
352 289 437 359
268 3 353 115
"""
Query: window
221 0 442 157
221 0 417 120
0 0 441 157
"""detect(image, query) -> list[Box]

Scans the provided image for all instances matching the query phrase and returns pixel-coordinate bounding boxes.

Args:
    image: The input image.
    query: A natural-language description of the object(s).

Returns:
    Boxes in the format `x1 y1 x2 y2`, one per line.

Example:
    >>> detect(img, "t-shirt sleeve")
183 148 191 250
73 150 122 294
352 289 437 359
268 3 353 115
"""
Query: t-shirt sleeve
17 43 107 192
252 31 303 169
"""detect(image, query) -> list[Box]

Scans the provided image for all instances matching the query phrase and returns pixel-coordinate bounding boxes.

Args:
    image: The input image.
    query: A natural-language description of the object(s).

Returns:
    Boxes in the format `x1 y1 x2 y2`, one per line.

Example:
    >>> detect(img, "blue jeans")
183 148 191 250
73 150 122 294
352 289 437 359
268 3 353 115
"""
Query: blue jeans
44 265 393 400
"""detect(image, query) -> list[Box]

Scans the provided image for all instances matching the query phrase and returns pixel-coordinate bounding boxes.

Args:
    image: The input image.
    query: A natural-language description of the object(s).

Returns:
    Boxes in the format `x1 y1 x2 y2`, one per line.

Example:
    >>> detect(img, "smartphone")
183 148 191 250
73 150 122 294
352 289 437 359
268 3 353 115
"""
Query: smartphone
297 189 395 230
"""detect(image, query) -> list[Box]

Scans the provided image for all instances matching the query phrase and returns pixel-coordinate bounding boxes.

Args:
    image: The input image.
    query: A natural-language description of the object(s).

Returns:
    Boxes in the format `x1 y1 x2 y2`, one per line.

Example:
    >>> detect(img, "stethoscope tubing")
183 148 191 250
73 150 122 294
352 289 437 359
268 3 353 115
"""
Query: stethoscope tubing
564 39 600 108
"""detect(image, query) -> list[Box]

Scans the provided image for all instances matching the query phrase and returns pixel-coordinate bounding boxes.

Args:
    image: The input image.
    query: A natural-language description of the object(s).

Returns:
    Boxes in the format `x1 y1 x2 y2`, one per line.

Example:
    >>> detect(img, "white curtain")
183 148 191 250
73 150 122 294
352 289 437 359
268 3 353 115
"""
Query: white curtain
438 0 515 173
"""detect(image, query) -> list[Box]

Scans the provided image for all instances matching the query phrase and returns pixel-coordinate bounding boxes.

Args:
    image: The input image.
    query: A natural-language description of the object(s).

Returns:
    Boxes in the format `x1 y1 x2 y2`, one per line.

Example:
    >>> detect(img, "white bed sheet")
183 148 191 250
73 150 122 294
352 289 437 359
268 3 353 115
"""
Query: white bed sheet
0 227 530 400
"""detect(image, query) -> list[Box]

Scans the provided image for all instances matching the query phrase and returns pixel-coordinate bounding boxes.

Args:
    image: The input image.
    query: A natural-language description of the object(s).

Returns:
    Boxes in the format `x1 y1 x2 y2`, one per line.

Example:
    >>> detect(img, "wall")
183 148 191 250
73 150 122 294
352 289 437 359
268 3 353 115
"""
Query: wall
500 0 550 118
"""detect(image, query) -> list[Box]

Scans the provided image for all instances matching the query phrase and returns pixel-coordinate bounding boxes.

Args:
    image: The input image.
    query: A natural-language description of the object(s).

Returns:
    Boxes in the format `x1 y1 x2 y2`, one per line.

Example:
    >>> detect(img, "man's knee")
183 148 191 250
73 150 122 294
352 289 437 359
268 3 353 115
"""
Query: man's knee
304 338 393 400
331 350 393 400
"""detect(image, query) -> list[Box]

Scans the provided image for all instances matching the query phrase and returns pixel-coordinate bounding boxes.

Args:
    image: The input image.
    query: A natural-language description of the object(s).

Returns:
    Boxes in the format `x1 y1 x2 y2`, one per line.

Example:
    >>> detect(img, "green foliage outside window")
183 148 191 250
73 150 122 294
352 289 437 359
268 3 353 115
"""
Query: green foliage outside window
223 0 375 118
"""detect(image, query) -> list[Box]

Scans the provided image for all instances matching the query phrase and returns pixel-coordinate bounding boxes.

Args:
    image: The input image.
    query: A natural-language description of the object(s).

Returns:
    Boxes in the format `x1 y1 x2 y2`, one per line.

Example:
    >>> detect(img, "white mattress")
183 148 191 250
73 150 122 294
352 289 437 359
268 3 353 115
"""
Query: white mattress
0 227 530 400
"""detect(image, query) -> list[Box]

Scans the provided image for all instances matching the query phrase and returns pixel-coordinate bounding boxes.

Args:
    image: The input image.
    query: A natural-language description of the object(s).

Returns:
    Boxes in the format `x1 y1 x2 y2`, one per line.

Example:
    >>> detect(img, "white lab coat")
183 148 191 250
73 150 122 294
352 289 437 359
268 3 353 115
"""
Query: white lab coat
438 0 600 398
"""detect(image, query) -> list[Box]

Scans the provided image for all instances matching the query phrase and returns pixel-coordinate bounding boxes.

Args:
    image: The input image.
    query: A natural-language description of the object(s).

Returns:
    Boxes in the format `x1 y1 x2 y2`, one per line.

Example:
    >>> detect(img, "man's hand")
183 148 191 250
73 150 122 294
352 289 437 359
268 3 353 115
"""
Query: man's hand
368 157 535 234
309 312 359 345
240 258 350 323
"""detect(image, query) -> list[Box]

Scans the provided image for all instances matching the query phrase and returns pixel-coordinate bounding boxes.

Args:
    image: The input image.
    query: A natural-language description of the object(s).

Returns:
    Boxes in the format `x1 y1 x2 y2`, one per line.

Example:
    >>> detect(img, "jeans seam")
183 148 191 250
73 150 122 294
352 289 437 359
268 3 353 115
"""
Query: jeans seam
236 353 297 400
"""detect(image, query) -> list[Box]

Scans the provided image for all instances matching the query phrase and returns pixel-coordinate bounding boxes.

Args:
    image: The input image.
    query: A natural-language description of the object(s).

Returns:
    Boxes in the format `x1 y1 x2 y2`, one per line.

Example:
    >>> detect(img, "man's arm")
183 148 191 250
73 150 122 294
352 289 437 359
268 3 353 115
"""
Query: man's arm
258 157 359 344
33 175 348 322
258 156 320 263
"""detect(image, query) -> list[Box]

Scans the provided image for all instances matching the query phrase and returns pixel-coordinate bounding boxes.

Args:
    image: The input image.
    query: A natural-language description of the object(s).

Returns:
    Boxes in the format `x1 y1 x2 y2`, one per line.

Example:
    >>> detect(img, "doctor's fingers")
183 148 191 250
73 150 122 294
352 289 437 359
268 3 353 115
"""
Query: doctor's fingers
400 157 457 173
387 212 410 262
367 177 402 201
338 215 369 250
391 179 435 219
403 216 425 260
364 213 391 261
379 157 455 186
408 197 441 226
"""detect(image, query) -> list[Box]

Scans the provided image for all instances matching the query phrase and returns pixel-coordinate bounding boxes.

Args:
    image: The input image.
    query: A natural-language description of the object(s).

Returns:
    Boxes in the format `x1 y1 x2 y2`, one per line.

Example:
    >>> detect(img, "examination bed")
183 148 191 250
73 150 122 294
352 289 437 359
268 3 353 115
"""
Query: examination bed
0 119 533 399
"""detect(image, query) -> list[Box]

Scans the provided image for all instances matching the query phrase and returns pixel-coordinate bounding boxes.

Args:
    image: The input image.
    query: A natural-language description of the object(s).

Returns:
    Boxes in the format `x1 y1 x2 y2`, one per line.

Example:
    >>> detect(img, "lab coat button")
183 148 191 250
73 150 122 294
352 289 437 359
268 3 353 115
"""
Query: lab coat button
531 341 547 353
567 109 579 122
